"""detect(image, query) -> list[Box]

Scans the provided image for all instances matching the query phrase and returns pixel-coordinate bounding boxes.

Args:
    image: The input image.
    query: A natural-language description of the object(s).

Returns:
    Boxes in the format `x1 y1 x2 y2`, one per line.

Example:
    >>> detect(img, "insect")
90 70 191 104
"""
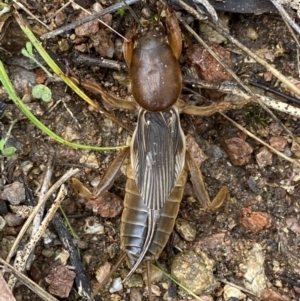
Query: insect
72 4 238 300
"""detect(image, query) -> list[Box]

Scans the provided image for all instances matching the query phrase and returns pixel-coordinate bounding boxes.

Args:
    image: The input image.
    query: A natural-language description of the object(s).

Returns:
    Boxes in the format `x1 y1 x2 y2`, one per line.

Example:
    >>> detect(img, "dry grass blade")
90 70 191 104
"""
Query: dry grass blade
270 0 300 35
176 0 300 154
177 13 299 145
12 0 51 30
184 77 300 119
6 168 80 263
209 20 300 98
69 0 128 41
26 154 55 270
0 257 59 301
219 279 261 301
40 0 140 40
8 185 68 289
219 113 300 168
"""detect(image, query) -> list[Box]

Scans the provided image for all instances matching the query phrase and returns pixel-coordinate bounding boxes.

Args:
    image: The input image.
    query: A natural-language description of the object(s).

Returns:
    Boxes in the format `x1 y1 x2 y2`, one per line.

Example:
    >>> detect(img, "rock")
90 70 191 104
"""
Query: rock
95 262 111 284
269 123 283 136
285 217 300 234
124 273 143 288
74 11 99 37
109 277 123 293
223 284 246 300
175 218 197 242
4 212 25 227
261 287 291 301
223 137 253 166
130 288 142 301
185 134 208 167
171 250 216 295
84 217 104 235
241 243 267 296
240 207 272 234
269 137 287 152
186 43 232 83
1 182 25 205
256 147 273 167
86 191 123 218
45 265 76 298
55 249 69 266
246 27 258 40
0 216 6 230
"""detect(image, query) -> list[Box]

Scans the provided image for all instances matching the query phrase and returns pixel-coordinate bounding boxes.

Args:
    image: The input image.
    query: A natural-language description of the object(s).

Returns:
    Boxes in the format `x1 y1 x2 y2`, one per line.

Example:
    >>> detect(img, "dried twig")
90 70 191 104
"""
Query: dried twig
220 113 300 168
6 168 80 262
12 0 51 30
52 212 93 299
72 53 127 71
69 0 128 41
26 153 55 270
270 0 300 35
177 13 299 144
209 19 300 98
193 0 218 22
183 77 300 119
219 279 261 301
8 184 68 289
40 0 140 40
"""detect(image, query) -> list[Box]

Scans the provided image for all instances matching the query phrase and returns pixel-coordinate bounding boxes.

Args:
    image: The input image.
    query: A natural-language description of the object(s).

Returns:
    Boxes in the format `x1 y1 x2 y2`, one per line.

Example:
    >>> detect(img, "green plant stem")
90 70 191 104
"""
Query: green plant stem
0 61 125 151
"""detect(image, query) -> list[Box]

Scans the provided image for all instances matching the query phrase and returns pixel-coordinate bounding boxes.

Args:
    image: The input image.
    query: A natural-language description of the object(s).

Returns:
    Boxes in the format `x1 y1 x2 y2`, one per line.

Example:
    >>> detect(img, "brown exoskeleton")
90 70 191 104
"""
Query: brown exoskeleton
72 4 236 300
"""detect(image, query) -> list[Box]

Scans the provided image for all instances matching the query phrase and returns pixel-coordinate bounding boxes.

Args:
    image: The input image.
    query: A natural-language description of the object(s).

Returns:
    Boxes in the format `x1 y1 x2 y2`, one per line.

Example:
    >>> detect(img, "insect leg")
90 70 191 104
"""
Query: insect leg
81 80 137 111
94 147 130 197
186 151 229 210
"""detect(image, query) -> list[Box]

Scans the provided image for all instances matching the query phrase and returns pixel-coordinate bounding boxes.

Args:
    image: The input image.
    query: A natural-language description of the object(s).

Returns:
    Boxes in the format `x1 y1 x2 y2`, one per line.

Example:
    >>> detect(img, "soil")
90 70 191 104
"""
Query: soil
0 1 300 301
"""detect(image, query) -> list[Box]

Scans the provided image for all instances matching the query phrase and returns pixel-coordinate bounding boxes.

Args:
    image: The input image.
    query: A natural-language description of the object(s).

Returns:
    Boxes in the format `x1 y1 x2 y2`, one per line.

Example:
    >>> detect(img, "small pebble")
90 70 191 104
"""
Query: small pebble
109 277 123 293
223 284 246 300
171 250 216 295
4 212 25 227
55 249 69 265
84 217 104 235
130 288 142 301
86 191 123 218
242 243 267 296
124 273 143 288
223 137 253 166
2 182 25 205
175 218 196 242
240 207 272 234
0 216 6 230
256 147 273 167
42 248 55 258
246 27 258 40
95 262 111 284
45 265 76 298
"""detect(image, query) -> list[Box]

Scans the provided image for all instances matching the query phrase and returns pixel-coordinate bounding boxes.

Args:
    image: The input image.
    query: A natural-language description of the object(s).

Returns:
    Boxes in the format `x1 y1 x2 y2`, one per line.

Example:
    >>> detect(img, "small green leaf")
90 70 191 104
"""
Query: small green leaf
26 41 33 56
116 7 127 16
0 139 5 151
2 146 16 157
32 84 52 102
21 48 31 58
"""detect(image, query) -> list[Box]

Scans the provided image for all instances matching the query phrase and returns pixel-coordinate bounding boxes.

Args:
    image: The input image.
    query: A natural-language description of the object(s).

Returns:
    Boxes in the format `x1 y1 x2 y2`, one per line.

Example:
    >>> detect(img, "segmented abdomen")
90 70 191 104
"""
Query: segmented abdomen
120 162 188 266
